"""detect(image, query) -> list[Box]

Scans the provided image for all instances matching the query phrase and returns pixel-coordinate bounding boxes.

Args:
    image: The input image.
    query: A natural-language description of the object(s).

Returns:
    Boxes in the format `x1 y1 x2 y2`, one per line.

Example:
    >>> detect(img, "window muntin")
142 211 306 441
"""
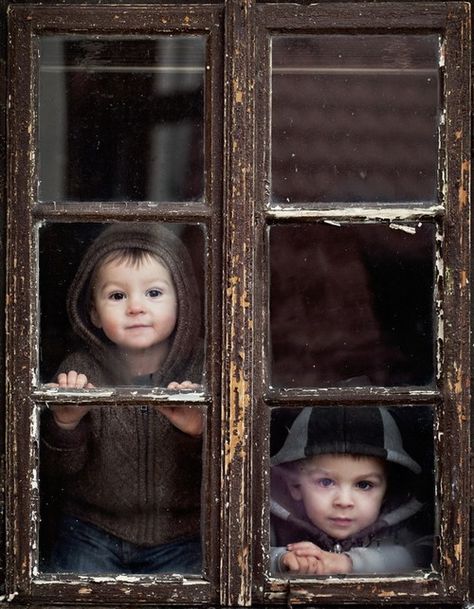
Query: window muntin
39 36 206 203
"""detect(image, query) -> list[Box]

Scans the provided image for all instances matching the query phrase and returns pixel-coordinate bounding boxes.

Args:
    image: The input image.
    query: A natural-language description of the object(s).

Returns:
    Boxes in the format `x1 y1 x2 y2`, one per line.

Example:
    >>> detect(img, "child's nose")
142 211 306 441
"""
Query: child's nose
334 487 354 508
127 295 146 314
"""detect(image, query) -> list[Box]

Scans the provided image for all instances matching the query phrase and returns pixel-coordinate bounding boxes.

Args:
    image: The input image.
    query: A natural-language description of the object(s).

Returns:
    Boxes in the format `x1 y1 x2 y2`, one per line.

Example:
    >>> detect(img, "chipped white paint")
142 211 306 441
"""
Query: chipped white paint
268 206 444 221
30 465 38 491
389 223 417 234
435 228 444 381
40 387 116 398
287 573 430 585
439 37 446 68
323 220 341 227
37 388 205 402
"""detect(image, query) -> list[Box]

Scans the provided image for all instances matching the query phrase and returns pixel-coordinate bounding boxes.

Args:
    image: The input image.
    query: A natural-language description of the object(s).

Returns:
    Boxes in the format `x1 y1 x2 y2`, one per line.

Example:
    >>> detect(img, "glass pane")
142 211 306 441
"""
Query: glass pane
38 222 206 388
40 404 205 575
269 223 435 388
270 405 436 576
271 35 439 204
39 37 205 202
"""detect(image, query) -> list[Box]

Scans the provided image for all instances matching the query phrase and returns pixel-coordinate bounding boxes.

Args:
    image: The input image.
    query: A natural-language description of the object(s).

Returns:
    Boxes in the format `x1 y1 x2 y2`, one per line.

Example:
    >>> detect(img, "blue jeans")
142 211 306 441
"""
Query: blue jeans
48 515 202 575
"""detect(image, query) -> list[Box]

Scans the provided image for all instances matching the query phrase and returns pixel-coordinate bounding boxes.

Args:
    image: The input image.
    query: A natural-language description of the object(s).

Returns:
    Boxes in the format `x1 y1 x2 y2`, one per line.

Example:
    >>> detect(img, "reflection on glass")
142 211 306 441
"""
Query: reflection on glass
269 223 435 388
270 405 436 576
40 405 205 575
39 222 206 387
271 35 439 204
39 37 205 202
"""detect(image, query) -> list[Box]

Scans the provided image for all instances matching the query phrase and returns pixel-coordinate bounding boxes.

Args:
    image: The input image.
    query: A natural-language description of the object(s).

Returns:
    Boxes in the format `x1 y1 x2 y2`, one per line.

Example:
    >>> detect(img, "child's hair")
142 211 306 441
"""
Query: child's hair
100 247 163 269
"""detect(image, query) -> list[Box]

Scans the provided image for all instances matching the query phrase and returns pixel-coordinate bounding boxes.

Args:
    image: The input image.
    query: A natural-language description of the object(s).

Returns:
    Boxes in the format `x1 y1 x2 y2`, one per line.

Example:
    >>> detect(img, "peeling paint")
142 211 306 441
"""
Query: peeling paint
458 159 469 210
268 206 444 221
37 387 205 402
226 361 249 466
388 223 416 234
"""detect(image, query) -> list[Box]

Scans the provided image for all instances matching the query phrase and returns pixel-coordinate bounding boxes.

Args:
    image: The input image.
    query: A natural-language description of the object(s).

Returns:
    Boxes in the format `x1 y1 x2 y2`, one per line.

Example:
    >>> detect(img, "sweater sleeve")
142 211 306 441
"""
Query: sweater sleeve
41 409 90 476
347 543 415 574
270 546 288 574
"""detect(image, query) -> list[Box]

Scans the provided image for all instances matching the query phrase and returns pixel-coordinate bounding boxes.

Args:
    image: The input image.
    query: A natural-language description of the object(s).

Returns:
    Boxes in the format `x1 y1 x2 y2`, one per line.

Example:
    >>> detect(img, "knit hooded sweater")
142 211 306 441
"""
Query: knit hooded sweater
270 407 432 574
41 223 203 546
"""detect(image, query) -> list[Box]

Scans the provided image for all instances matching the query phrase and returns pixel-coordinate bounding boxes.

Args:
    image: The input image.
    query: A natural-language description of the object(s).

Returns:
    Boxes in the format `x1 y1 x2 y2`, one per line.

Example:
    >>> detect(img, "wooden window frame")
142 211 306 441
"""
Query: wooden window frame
251 3 471 606
3 1 471 607
6 4 224 605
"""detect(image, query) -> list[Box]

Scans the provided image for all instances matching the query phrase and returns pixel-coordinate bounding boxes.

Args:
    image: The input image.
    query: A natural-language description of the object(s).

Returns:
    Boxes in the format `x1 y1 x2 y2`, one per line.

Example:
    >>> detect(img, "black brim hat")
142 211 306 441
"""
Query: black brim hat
271 406 421 475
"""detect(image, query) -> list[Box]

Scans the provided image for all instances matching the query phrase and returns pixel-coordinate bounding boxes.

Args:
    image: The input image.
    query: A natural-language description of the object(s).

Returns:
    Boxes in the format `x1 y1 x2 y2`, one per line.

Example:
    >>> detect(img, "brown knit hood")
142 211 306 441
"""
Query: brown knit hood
67 222 202 386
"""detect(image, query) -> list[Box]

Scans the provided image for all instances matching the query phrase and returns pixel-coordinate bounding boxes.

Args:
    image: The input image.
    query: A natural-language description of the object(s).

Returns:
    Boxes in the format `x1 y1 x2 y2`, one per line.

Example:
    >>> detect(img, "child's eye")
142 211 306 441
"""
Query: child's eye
356 480 374 490
317 478 334 488
146 288 163 298
109 292 125 301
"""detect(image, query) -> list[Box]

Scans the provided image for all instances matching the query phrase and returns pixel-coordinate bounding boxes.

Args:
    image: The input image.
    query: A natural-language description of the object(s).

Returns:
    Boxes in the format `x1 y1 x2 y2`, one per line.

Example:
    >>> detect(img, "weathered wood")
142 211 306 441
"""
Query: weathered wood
2 1 472 607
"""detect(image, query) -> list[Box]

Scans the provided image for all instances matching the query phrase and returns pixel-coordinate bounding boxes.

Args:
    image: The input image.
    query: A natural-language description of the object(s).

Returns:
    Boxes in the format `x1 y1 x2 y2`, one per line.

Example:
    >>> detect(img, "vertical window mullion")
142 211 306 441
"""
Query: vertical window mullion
437 2 471 595
220 0 256 605
6 8 37 597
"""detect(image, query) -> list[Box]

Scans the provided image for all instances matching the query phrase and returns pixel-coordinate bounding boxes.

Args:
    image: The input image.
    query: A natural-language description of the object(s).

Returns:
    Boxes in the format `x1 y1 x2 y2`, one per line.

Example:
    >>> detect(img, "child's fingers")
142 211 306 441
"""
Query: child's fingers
179 380 201 389
283 552 320 574
57 372 70 387
282 552 301 572
57 371 90 389
167 380 201 390
287 541 320 553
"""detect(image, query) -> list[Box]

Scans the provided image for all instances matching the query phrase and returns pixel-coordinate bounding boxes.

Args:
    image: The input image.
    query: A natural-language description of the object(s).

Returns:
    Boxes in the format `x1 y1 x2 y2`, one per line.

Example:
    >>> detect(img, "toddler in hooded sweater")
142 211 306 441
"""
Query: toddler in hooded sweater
41 223 204 575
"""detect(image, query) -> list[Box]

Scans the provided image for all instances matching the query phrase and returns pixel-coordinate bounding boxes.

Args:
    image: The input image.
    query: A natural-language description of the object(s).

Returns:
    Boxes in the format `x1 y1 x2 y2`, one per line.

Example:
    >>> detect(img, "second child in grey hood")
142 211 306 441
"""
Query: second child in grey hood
270 406 432 575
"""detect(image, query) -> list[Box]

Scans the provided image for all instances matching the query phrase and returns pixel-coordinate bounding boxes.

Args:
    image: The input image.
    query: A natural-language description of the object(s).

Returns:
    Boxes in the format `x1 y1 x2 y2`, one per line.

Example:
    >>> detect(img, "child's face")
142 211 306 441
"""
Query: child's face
289 454 387 540
90 255 177 353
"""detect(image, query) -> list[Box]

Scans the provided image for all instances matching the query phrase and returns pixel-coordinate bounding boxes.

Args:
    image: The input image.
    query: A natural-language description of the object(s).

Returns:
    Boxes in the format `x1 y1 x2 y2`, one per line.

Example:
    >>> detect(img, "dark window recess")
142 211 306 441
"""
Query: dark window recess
269 223 435 388
39 37 205 202
271 35 440 205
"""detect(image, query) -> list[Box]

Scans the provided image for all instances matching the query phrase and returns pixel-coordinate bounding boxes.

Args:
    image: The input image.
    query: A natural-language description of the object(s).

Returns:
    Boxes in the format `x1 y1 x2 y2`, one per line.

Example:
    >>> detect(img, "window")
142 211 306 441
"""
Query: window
4 1 471 607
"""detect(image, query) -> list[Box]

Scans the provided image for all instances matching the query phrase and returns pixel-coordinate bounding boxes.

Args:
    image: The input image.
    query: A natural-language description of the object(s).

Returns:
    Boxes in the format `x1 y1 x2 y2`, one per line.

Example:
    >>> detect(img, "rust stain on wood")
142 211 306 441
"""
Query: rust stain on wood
458 159 469 210
227 360 249 465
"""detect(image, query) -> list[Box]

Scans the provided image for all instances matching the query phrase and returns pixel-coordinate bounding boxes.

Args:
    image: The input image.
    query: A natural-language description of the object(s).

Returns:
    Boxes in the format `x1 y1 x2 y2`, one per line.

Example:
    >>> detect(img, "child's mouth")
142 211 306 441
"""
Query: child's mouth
329 518 353 527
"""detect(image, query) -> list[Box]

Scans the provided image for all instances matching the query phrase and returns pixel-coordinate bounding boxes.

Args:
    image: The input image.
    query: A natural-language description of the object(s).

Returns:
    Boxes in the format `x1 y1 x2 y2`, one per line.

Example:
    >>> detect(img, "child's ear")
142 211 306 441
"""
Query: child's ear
287 482 303 502
90 305 102 329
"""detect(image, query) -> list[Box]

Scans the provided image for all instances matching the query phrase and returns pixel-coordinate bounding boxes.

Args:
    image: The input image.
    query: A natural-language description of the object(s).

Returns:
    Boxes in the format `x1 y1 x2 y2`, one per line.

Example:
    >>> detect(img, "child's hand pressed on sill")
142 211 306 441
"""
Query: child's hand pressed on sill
282 541 353 575
159 381 203 437
48 370 94 430
157 405 203 437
